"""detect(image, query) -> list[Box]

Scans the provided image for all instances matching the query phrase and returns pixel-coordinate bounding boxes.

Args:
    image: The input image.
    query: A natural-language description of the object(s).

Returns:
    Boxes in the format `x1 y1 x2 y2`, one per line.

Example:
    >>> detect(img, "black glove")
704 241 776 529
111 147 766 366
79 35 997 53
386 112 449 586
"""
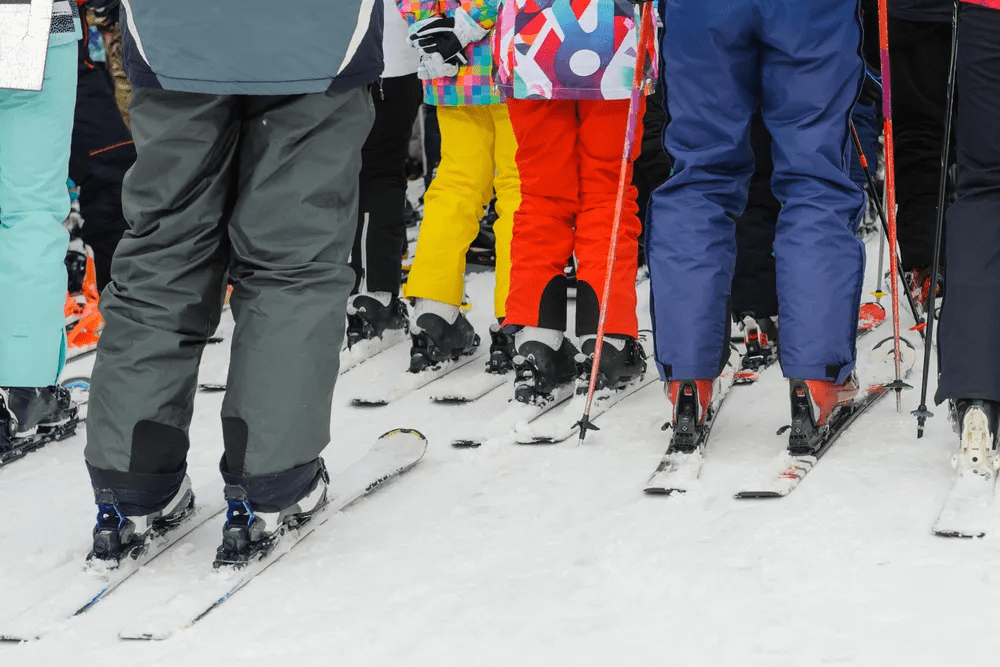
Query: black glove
410 16 468 67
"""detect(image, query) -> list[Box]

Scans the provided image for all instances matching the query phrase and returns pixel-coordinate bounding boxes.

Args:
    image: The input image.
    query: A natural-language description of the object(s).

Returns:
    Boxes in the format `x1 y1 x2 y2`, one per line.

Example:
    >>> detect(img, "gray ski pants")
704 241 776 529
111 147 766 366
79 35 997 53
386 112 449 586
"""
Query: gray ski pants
84 86 374 514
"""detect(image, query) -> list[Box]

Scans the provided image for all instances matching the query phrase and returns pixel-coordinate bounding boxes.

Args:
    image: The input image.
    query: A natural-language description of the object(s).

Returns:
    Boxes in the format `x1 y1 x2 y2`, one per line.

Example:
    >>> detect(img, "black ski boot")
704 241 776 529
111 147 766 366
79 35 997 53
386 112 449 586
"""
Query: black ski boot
512 337 580 405
486 322 515 374
90 477 195 563
666 379 714 452
577 335 646 392
409 312 480 373
740 313 778 371
215 464 330 568
952 399 1000 479
0 386 79 458
346 294 408 347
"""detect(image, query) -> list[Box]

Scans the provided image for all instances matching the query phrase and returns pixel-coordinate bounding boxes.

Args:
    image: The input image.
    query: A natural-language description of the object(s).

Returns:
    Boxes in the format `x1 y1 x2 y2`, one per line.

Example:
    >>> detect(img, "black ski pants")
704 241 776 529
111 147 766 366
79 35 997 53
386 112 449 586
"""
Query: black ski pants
936 4 1000 404
351 74 423 296
69 39 135 293
889 16 954 272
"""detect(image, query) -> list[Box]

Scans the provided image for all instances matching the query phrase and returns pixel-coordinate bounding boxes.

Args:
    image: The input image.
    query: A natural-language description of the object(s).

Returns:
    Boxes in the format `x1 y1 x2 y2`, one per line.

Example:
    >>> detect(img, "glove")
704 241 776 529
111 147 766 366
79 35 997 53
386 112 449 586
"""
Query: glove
408 8 488 69
417 52 460 81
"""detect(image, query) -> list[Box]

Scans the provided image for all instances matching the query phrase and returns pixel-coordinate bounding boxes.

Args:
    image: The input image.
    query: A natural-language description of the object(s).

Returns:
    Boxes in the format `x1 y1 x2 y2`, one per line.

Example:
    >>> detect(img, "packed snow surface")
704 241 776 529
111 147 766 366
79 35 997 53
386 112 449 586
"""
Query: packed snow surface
1 241 993 667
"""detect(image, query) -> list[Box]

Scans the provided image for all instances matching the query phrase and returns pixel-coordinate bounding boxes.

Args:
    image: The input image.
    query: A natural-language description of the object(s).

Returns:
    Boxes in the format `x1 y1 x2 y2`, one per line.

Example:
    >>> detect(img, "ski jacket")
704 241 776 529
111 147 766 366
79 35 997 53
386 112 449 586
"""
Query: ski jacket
396 0 502 106
961 0 1000 8
493 0 657 101
116 0 383 94
50 0 81 45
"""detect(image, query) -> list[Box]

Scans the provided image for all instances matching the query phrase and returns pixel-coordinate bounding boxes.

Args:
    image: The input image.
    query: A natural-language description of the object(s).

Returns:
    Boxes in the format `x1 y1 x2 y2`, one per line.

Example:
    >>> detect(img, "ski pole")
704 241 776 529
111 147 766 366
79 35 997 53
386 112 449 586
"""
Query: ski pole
912 1 959 439
876 0 906 413
576 0 654 445
849 121 924 335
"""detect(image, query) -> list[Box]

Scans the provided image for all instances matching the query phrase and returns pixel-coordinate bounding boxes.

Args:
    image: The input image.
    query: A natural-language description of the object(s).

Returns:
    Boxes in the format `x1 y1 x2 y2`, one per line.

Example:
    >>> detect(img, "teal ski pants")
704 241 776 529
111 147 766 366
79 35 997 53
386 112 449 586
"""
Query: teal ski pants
0 40 77 387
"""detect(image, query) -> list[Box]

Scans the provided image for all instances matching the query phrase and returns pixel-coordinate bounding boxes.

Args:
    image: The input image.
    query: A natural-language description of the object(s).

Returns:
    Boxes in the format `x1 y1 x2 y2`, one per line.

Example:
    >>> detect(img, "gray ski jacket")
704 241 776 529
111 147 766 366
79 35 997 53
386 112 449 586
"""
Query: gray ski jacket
118 0 384 94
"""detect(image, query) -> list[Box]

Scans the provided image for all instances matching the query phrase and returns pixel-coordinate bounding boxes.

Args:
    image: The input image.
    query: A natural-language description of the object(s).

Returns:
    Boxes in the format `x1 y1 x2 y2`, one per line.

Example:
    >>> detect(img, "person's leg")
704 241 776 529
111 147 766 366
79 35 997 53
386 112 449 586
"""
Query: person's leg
503 98 579 333
935 5 1000 405
84 89 237 515
404 105 496 309
647 0 757 381
0 40 77 387
574 97 644 339
760 0 866 385
352 74 423 297
732 112 780 321
220 86 374 509
69 41 135 294
889 16 952 273
488 102 520 320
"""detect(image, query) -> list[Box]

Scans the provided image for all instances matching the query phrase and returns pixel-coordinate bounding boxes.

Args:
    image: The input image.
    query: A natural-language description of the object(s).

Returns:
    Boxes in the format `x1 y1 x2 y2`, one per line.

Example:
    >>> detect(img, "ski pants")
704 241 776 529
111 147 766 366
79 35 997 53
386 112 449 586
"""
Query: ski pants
0 40 77 388
504 98 644 337
889 17 953 272
352 74 423 297
404 103 519 319
85 86 373 515
648 0 866 383
69 39 135 294
936 4 1000 404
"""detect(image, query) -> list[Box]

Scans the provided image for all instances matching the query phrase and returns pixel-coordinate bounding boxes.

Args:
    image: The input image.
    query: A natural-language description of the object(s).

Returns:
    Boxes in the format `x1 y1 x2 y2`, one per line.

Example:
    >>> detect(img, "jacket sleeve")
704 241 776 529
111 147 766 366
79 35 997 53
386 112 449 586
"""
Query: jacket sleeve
460 0 498 32
396 0 442 24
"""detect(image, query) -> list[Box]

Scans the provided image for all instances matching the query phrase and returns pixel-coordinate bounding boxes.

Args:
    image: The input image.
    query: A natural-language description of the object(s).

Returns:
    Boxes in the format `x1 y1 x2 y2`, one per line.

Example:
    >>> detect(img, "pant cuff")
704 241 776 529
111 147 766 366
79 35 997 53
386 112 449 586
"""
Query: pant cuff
86 461 187 516
220 456 324 513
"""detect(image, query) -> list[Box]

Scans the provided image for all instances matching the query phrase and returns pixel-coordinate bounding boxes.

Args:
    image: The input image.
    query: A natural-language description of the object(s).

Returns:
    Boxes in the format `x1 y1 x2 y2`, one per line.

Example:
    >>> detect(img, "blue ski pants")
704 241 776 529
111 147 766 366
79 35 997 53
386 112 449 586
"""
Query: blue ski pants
0 41 77 387
648 0 866 384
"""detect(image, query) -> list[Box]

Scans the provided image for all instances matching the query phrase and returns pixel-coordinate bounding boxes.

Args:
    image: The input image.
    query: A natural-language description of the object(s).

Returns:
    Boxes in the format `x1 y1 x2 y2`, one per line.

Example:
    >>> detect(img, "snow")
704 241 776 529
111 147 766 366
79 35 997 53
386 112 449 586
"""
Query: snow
2 239 994 667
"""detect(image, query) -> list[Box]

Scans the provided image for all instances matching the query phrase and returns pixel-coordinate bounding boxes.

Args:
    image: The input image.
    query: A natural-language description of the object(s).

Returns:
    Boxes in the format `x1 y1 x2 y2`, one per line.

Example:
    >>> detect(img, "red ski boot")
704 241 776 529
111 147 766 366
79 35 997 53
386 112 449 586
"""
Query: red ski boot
787 374 860 454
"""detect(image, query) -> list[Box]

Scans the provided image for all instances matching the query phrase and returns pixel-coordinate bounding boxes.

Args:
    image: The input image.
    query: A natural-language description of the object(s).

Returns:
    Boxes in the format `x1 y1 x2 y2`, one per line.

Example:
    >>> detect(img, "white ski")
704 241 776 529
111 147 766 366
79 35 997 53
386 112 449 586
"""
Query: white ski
451 383 577 448
428 362 509 403
0 492 226 641
513 373 658 444
118 429 426 640
351 350 485 406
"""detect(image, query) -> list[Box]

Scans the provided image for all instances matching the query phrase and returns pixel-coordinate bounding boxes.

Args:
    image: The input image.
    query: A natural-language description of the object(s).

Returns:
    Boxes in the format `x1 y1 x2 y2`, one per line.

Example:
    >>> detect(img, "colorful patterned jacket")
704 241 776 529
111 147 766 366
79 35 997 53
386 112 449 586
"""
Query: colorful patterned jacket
396 0 502 106
494 0 656 101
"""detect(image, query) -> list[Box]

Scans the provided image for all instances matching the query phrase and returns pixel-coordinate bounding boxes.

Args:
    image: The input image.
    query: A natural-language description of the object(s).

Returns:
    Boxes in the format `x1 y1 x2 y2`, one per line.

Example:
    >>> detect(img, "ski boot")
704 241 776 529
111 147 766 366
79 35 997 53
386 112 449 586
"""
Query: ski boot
486 322 516 374
576 335 646 393
214 464 330 568
408 303 480 373
665 379 714 452
951 399 1000 480
739 313 778 371
90 476 195 563
346 293 408 347
904 266 943 316
512 331 580 406
787 374 860 455
0 386 79 459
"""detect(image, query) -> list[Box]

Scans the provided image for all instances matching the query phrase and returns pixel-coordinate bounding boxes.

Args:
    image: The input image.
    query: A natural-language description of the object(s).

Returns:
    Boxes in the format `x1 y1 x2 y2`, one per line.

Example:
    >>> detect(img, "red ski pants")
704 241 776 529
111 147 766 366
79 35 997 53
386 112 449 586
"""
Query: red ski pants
503 98 644 337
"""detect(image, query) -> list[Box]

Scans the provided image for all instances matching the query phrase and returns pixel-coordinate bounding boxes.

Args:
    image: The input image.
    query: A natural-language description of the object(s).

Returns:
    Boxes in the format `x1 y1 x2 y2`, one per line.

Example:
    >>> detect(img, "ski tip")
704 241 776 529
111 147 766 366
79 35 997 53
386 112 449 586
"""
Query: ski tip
733 490 785 500
643 487 685 496
119 629 173 641
451 440 482 449
351 398 389 407
932 528 986 539
378 428 427 442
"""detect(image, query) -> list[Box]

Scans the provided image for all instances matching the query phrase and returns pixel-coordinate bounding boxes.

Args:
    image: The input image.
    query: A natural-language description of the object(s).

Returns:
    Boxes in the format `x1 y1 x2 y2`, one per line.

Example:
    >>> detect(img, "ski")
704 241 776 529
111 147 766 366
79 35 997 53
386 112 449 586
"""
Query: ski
643 347 742 495
932 472 996 538
351 350 485 406
734 383 893 499
451 382 577 448
428 361 509 403
514 373 658 444
118 428 427 640
733 353 779 386
0 493 227 641
340 328 409 375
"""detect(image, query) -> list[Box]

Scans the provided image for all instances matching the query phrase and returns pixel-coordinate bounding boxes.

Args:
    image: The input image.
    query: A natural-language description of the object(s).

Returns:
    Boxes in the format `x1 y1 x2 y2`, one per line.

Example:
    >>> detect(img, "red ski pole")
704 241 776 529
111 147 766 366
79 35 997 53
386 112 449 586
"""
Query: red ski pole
876 0 906 413
576 1 655 445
